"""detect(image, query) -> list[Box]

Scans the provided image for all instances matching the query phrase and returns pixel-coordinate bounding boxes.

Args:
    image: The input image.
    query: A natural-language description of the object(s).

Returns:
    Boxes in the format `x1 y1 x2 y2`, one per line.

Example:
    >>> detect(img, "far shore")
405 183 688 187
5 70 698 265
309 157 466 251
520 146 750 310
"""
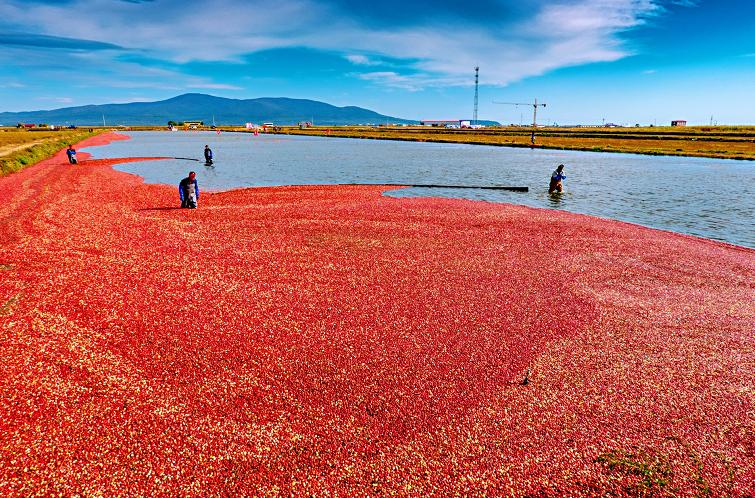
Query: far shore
114 124 755 161
5 124 754 163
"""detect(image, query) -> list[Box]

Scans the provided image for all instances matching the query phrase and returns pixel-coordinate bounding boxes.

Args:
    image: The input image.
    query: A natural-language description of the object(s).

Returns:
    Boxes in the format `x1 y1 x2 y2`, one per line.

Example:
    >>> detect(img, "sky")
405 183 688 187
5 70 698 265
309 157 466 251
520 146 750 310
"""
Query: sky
0 0 753 125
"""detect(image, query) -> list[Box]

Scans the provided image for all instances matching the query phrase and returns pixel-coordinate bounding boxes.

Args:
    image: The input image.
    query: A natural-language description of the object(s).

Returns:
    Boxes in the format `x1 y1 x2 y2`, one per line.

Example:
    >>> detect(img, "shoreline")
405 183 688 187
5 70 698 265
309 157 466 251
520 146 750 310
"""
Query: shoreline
236 126 755 161
80 126 755 161
276 129 755 161
99 132 753 249
1 135 752 494
0 129 102 177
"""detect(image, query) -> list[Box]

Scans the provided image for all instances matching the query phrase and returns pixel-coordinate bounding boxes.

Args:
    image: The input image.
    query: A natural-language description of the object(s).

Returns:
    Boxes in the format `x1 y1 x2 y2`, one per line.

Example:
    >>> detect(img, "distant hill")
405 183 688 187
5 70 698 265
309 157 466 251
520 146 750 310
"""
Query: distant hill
0 93 420 126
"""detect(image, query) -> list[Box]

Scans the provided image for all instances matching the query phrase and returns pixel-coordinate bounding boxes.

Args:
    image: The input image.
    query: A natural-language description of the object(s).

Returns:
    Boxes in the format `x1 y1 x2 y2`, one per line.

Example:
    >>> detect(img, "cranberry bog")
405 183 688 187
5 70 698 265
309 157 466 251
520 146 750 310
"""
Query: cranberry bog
277 125 755 161
0 133 752 495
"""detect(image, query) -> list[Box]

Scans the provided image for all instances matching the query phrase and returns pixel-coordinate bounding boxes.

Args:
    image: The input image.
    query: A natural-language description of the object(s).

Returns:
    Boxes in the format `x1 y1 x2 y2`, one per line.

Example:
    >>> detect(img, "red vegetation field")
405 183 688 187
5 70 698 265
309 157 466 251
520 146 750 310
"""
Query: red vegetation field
0 133 753 495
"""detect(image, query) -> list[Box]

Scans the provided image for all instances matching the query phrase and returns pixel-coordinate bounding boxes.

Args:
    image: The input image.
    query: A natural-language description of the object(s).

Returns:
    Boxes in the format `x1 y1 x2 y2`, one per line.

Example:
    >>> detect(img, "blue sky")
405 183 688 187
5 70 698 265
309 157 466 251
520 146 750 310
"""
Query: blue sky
0 0 753 124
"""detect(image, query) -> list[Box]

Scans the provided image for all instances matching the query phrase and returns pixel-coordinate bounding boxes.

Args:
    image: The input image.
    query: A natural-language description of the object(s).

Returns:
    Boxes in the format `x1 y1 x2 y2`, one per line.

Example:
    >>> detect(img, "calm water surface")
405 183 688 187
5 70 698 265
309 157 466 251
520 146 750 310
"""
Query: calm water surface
85 131 754 248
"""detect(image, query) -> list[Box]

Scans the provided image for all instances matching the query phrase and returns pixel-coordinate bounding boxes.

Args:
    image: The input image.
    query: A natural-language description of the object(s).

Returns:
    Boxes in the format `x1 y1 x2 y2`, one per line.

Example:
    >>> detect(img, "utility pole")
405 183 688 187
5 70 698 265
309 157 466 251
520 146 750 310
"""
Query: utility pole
473 66 479 127
492 98 547 143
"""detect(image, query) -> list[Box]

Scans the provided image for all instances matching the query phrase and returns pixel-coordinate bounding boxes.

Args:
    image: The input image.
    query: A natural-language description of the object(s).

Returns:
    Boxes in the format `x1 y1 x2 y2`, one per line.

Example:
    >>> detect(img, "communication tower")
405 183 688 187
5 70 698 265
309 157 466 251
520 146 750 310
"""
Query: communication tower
473 66 479 126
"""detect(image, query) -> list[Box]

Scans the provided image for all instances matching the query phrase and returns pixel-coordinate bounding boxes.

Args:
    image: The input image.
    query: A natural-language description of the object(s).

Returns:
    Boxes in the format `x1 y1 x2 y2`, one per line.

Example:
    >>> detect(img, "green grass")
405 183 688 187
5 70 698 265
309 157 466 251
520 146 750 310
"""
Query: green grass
596 447 673 494
0 130 99 177
596 438 715 497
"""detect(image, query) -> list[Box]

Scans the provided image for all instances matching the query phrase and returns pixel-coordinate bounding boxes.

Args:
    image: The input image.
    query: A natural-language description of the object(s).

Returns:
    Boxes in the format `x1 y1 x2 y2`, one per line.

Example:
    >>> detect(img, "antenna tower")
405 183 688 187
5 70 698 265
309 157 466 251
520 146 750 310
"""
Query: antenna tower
473 66 479 126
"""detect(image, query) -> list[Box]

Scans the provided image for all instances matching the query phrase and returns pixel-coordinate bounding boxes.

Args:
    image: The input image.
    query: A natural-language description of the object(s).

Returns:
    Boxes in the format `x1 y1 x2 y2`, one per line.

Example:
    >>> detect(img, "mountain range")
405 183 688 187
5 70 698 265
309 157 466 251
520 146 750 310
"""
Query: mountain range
0 93 421 126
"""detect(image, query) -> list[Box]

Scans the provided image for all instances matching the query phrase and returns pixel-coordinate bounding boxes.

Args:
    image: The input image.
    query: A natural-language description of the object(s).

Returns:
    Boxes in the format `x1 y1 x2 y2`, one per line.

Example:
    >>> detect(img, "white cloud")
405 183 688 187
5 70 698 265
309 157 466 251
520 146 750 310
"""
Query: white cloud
0 0 670 89
0 0 317 62
354 72 429 91
36 97 74 104
345 54 380 66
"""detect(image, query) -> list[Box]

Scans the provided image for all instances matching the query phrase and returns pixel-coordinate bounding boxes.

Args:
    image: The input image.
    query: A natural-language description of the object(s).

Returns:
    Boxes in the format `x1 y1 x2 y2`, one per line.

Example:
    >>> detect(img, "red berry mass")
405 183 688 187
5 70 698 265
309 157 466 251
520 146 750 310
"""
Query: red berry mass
0 133 752 495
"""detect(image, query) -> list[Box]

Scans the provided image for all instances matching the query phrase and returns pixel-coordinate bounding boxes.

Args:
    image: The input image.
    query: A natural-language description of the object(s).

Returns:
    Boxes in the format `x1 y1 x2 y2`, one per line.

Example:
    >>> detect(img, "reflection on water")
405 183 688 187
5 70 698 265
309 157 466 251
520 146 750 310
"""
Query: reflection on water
87 131 755 248
547 192 566 208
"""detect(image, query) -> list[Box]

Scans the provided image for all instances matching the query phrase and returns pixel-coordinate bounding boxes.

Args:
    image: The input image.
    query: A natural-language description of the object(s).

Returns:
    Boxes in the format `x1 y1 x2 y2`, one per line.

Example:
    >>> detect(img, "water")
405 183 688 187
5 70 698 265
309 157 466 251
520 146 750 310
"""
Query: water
85 131 755 248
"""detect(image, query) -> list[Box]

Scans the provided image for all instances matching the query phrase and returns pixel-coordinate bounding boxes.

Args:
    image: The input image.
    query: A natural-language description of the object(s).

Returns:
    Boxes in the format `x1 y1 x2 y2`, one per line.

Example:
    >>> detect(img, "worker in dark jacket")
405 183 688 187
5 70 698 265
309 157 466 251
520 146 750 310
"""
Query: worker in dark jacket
204 145 213 165
66 145 77 164
179 171 199 208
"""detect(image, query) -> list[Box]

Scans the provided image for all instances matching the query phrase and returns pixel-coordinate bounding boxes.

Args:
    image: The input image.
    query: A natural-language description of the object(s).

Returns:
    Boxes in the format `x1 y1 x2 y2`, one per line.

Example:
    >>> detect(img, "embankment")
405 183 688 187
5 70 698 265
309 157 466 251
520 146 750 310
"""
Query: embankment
0 129 101 177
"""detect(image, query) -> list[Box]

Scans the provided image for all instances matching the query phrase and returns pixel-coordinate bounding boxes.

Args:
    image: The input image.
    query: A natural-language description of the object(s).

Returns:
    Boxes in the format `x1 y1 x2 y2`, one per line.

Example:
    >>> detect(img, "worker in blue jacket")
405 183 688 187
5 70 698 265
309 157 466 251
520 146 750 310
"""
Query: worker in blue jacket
66 145 77 164
549 164 566 193
179 171 199 208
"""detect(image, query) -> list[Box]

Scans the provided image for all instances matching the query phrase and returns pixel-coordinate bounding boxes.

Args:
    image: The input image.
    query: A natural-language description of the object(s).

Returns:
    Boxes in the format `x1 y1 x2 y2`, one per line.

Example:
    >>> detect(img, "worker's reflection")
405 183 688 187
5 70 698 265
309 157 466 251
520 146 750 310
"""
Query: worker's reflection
547 191 564 207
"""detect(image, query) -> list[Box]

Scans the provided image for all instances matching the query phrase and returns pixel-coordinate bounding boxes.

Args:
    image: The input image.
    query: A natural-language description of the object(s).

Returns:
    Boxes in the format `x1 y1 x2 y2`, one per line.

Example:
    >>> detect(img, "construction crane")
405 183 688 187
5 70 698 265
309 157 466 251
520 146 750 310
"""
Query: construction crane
493 98 547 127
492 98 547 143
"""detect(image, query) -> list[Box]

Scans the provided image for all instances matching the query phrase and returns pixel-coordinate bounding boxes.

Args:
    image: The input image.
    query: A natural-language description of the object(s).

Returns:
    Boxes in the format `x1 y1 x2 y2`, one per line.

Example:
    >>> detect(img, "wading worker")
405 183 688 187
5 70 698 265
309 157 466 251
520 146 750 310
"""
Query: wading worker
66 145 77 164
179 171 199 209
204 145 213 165
549 164 566 193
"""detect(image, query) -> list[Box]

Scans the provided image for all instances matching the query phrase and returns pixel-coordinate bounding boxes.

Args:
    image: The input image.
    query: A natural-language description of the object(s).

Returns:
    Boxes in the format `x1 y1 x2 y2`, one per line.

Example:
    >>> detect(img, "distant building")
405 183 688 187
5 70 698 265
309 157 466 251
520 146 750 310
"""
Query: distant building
421 120 457 127
671 120 687 127
420 119 475 128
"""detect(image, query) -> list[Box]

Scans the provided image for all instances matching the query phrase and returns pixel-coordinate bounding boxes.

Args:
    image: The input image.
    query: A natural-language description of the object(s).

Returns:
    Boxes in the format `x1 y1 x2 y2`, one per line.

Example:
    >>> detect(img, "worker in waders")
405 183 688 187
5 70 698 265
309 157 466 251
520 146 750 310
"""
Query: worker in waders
179 171 199 209
549 164 566 193
204 145 213 165
66 145 77 164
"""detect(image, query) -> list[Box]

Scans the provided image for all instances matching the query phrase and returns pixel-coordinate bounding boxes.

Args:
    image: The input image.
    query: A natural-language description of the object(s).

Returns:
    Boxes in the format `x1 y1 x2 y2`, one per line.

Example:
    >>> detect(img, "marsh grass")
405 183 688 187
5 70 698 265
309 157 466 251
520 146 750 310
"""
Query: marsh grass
273 126 755 160
0 129 99 176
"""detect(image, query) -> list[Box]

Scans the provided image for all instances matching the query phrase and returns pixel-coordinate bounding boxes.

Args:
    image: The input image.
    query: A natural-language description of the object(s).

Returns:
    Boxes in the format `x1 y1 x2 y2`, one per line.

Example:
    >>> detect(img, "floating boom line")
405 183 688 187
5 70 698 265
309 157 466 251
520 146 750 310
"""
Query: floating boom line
341 183 528 192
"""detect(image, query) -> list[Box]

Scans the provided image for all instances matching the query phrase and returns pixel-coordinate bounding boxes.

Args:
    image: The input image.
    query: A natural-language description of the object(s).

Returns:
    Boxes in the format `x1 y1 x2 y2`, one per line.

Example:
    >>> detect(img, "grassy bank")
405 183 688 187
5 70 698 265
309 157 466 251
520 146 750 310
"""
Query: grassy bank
263 125 755 161
0 129 101 176
12 125 754 162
